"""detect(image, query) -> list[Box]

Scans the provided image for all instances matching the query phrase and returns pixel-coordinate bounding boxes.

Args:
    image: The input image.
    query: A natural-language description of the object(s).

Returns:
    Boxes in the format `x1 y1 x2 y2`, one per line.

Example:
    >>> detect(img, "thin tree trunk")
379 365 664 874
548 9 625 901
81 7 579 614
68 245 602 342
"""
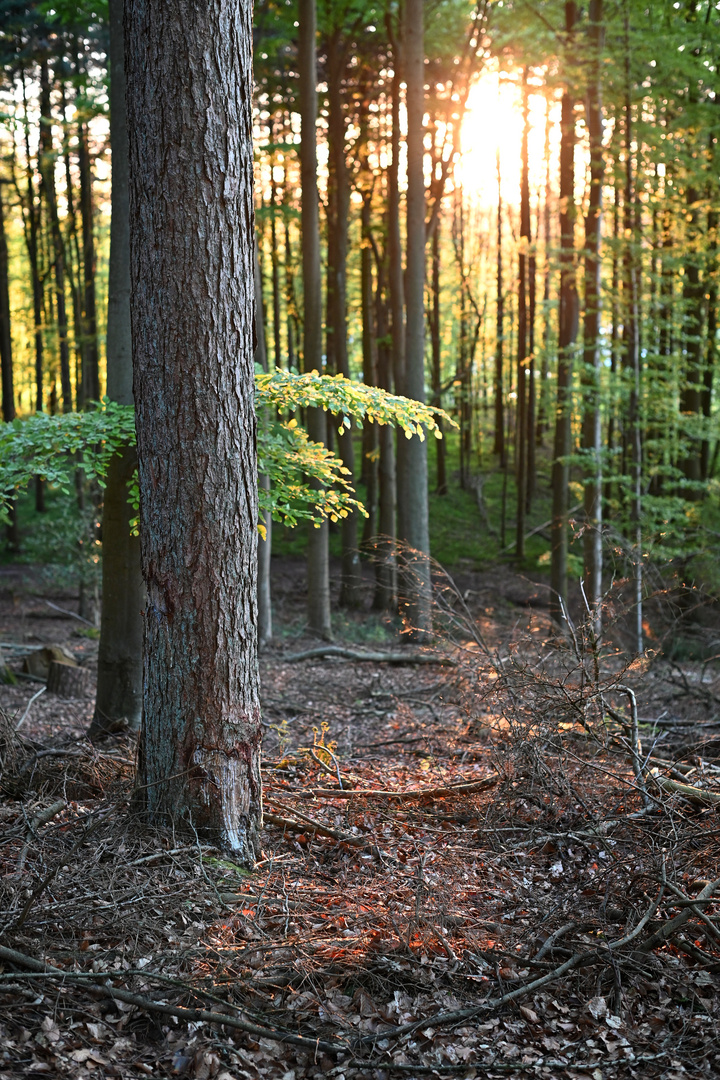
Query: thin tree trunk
515 70 530 561
494 145 505 464
255 241 273 649
269 120 283 369
0 180 14 424
327 30 361 607
39 62 73 413
0 176 19 552
397 0 431 636
581 0 604 638
372 237 397 611
622 29 643 655
300 0 331 638
77 95 100 405
126 0 261 857
90 0 144 737
20 74 46 512
536 106 552 444
360 188 379 543
550 1 579 626
430 219 446 494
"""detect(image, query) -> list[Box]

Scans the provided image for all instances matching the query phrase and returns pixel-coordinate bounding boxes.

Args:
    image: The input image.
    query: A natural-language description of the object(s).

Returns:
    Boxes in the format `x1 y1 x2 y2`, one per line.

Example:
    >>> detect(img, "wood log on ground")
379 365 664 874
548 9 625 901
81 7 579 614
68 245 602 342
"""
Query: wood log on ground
22 645 77 681
46 661 94 699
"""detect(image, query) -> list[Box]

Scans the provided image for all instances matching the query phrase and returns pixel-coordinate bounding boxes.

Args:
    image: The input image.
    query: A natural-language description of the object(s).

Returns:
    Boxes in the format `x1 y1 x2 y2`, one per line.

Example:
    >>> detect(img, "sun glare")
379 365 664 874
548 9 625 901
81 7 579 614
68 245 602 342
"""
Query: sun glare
457 68 558 207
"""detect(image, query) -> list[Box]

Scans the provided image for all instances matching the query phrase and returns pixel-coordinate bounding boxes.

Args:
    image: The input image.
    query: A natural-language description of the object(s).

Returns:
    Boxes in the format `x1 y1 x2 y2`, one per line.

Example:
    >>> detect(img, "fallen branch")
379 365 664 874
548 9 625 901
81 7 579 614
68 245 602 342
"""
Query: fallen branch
300 775 498 801
282 645 456 666
0 945 341 1055
264 802 394 861
15 686 46 730
44 600 96 627
636 877 720 954
649 772 720 806
16 800 66 873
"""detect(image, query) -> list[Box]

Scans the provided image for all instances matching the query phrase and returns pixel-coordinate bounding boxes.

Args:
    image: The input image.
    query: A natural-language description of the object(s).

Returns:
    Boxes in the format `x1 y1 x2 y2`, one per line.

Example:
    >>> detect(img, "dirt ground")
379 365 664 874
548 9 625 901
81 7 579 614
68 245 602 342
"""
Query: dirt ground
1 556 720 1079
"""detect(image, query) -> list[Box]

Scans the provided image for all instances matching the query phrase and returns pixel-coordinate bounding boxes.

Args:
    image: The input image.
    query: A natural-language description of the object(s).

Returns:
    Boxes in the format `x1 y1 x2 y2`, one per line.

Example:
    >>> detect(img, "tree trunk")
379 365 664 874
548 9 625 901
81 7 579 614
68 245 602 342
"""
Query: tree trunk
327 31 361 608
90 0 144 738
255 240 273 649
299 0 332 639
76 65 101 406
126 0 262 858
39 62 73 413
430 201 446 495
360 189 379 544
269 119 283 369
622 30 643 656
494 145 505 464
398 0 431 637
536 109 552 444
20 75 46 512
0 177 19 552
550 1 579 626
0 179 14 424
581 0 604 639
373 246 397 611
515 70 530 562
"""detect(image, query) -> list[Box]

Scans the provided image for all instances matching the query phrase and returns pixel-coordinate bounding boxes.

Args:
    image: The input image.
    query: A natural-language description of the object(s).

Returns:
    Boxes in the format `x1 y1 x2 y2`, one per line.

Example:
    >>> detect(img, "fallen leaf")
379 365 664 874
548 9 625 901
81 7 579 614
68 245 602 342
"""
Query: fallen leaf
519 1005 539 1024
588 996 608 1020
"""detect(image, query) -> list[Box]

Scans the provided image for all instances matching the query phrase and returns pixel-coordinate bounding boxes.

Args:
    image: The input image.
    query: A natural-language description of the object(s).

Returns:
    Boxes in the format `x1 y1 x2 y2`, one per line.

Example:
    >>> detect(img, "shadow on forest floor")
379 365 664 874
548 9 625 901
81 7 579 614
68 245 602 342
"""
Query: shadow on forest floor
1 557 720 1078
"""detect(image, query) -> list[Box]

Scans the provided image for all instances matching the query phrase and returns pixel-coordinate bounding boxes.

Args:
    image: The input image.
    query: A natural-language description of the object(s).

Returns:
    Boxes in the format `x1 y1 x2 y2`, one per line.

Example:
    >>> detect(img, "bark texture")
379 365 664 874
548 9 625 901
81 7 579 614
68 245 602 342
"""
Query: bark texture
126 0 262 858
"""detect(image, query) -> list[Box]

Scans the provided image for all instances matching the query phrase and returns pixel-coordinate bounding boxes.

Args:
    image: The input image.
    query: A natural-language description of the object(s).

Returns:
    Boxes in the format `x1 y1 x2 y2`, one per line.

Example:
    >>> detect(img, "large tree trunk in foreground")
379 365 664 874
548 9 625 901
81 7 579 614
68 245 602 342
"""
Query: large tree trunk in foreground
126 0 261 858
90 0 144 738
397 0 431 637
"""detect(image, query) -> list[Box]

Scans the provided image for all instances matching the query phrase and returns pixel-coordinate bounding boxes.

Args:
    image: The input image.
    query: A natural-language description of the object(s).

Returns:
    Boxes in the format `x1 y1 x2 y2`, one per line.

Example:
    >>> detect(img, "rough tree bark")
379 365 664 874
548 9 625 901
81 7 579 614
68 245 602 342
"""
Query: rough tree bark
299 0 332 639
126 0 262 858
90 0 144 737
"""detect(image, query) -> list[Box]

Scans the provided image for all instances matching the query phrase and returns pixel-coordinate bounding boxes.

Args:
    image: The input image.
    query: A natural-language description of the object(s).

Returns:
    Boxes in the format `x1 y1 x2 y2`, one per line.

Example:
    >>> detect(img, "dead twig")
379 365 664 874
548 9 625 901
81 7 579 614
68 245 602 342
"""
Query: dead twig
0 945 343 1055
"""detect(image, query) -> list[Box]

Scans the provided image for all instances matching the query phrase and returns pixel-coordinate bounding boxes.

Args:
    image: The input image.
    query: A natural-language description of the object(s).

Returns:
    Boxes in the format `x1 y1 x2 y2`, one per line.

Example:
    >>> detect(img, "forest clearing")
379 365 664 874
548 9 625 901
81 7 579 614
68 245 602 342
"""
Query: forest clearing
2 0 720 1076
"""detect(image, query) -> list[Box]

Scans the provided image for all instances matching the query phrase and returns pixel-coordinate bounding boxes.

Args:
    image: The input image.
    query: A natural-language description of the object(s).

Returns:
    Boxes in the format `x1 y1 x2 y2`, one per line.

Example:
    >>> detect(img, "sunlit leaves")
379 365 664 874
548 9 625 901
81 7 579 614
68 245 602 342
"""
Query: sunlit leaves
0 369 454 531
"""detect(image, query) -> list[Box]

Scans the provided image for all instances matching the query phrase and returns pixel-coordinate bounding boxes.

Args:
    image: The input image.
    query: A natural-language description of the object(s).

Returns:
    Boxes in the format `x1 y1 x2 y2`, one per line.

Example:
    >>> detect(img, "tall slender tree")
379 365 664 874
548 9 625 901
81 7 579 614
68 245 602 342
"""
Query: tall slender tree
398 0 432 636
299 0 331 639
90 0 143 738
581 0 604 635
550 1 579 626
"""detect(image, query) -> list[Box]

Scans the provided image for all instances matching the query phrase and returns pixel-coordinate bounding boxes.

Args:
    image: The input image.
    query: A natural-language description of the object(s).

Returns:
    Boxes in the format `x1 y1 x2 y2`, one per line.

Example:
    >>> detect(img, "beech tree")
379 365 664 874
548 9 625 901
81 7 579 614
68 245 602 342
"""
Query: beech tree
125 0 262 857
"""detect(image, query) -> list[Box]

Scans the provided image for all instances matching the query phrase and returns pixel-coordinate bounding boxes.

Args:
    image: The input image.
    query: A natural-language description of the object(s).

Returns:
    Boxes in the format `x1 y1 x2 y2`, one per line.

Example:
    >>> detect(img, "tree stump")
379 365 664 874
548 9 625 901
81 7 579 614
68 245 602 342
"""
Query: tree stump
47 661 94 699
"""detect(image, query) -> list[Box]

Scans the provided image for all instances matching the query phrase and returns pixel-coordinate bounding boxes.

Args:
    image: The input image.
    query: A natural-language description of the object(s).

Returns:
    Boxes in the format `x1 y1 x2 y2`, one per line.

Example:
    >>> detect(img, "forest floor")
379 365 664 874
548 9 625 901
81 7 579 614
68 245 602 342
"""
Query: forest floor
1 557 720 1080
